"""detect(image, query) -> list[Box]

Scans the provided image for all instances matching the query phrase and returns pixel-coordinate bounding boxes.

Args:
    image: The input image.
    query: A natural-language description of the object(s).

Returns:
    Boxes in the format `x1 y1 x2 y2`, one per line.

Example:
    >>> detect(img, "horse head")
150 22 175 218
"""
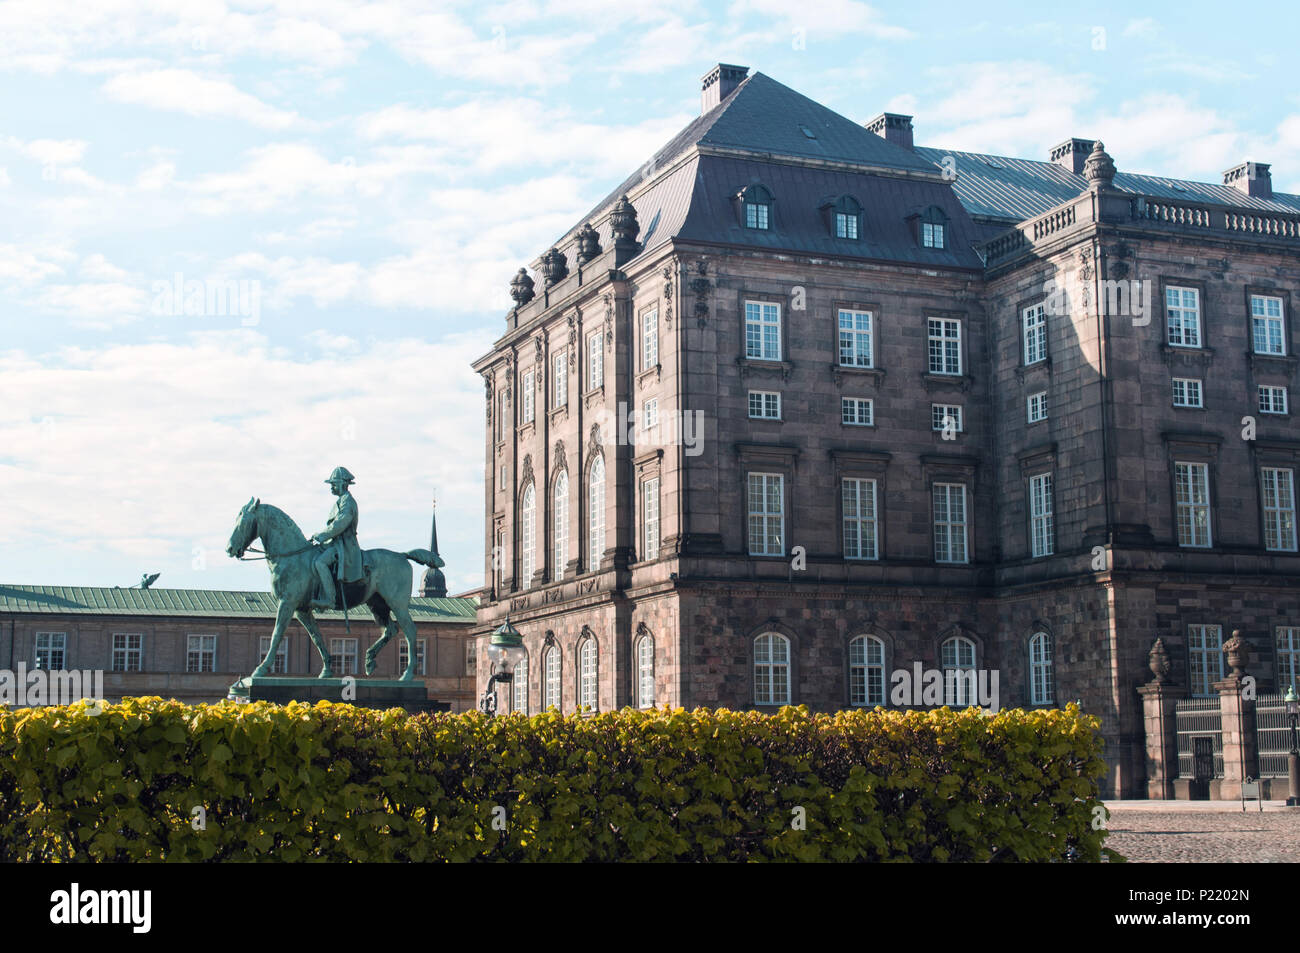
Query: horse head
227 496 261 558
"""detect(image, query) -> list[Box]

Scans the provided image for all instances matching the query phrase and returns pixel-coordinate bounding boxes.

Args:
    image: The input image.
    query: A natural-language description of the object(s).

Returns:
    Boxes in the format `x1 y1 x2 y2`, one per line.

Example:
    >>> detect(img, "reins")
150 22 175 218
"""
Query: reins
236 543 316 561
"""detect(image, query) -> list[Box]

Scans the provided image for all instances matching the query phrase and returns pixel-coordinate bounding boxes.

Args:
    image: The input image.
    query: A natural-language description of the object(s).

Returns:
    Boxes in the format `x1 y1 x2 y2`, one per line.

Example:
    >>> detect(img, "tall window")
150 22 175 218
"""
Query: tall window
35 632 66 670
842 477 878 560
112 633 143 672
588 332 604 389
1166 286 1201 347
747 472 784 556
1251 295 1285 356
186 634 216 673
1174 462 1211 548
838 309 873 367
495 389 508 442
933 483 968 563
512 653 529 714
543 645 561 710
398 638 427 676
578 636 598 711
553 472 569 578
941 636 977 706
1172 378 1203 408
258 635 289 674
927 318 961 375
521 368 535 423
754 633 790 705
553 350 567 408
1278 627 1300 693
1029 472 1054 558
745 301 781 361
1022 303 1047 365
742 185 772 229
643 477 660 560
1261 467 1297 552
848 635 885 707
330 638 358 676
588 456 606 570
1029 632 1054 705
1187 624 1223 697
520 483 536 586
635 634 654 709
642 309 658 370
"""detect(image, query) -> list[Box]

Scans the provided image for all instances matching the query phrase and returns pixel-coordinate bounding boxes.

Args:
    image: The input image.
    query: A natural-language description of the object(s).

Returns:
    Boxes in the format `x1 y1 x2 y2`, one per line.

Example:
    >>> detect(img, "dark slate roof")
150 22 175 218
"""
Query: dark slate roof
541 71 947 270
0 585 477 622
915 145 1300 221
678 154 983 268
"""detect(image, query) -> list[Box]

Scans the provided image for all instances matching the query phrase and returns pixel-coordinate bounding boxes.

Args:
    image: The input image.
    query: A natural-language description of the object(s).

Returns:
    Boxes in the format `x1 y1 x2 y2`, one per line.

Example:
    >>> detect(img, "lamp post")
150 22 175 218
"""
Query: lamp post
1286 686 1299 807
479 617 526 716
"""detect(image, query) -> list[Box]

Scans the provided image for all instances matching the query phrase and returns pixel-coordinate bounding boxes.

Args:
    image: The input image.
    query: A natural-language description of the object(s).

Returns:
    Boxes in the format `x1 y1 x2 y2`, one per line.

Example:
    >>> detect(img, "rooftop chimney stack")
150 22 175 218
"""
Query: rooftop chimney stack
1224 161 1272 199
865 113 914 151
701 64 748 114
1050 138 1096 174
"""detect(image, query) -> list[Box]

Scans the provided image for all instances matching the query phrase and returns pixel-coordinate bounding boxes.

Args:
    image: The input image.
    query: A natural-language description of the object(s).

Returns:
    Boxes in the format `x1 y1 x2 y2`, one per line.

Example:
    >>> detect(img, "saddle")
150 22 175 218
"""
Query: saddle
312 553 375 611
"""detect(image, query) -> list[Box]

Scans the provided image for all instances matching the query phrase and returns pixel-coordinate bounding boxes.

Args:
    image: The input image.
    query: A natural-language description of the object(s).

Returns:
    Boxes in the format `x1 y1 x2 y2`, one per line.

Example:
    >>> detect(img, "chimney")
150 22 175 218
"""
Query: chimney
1050 138 1095 174
1224 161 1272 199
866 113 914 151
701 63 748 114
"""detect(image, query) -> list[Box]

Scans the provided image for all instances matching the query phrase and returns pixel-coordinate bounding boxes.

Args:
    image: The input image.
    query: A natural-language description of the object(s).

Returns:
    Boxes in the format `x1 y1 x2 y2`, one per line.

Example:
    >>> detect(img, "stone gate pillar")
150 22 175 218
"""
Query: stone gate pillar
1214 630 1258 801
1137 638 1182 800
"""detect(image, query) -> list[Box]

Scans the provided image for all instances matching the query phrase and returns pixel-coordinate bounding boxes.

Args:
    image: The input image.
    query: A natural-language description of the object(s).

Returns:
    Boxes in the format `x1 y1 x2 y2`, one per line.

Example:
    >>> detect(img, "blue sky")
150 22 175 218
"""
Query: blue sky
1 0 1295 595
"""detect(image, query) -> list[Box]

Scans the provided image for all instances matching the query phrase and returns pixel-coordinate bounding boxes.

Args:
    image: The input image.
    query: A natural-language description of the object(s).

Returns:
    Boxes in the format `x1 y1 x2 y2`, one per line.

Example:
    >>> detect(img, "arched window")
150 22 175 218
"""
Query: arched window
920 206 947 249
635 633 655 709
1029 632 1054 705
740 184 773 230
543 644 561 710
848 635 886 707
588 455 606 570
833 195 862 239
553 472 569 581
941 636 977 706
512 651 529 714
520 483 536 588
754 632 791 706
578 635 598 711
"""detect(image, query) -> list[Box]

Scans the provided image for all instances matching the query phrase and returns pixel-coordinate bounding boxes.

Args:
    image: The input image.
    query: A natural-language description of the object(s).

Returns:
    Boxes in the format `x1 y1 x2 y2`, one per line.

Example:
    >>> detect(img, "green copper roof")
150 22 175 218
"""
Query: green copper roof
0 585 477 622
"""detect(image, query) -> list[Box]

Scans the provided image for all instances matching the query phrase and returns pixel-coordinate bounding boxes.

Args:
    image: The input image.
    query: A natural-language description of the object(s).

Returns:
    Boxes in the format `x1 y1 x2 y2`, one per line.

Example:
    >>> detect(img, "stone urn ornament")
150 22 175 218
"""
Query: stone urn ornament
1222 630 1250 678
1147 638 1171 684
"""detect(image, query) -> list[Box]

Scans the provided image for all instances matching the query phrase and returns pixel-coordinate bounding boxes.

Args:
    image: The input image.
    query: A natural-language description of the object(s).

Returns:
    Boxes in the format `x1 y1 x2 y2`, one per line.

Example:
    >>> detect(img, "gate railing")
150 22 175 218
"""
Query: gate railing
1254 694 1293 778
1174 697 1223 778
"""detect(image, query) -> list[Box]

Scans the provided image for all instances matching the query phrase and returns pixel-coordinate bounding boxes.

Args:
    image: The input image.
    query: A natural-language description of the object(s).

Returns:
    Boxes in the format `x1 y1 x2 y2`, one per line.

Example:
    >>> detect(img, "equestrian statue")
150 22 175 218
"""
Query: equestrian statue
226 466 444 680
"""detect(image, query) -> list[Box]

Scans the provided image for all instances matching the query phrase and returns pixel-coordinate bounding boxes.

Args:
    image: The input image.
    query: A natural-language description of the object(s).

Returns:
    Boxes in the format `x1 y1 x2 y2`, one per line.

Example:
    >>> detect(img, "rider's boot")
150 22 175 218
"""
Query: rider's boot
312 562 336 611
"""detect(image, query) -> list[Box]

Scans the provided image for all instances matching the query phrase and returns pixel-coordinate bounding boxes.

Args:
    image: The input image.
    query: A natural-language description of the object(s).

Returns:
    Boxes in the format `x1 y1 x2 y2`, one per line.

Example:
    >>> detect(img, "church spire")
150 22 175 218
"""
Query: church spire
421 491 447 598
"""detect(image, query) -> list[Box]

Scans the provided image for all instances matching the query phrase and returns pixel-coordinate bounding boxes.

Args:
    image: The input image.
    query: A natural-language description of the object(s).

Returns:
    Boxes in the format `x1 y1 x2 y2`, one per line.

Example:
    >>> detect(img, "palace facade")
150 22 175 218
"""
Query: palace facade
471 64 1300 797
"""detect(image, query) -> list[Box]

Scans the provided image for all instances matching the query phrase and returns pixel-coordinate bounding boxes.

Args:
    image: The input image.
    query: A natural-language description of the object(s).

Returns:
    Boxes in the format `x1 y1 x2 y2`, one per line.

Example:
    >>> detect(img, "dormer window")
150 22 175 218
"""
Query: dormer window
920 206 947 249
741 185 772 230
832 196 862 239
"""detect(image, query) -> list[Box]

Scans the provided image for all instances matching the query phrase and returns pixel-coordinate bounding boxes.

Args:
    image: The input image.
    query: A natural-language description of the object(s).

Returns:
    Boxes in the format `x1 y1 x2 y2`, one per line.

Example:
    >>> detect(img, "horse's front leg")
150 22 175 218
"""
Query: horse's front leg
253 600 296 678
295 609 334 679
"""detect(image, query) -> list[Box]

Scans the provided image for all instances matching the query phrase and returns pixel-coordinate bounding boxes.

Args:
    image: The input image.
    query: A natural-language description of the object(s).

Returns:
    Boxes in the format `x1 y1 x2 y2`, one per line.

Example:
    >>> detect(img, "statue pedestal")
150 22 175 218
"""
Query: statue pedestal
227 676 449 714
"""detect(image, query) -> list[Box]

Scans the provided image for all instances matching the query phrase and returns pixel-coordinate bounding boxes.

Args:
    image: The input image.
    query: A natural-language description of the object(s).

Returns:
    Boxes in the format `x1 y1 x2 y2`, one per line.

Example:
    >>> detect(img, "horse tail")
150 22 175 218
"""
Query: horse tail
403 548 445 568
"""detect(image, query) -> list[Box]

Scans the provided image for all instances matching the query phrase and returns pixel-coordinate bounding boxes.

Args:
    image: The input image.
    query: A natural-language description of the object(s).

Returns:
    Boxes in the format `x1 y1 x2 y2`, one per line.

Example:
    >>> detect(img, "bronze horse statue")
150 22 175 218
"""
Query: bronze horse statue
226 497 443 679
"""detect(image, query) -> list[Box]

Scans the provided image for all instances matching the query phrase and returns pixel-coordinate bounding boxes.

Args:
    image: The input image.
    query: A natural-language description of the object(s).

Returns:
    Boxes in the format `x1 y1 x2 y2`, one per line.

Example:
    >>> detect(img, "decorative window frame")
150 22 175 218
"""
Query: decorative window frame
830 448 890 562
749 624 797 708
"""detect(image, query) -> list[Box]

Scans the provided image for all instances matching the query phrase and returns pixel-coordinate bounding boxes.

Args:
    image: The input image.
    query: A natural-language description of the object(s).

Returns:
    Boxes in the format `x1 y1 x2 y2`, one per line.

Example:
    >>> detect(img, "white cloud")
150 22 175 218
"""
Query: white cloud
727 0 911 40
102 68 303 129
3 136 88 165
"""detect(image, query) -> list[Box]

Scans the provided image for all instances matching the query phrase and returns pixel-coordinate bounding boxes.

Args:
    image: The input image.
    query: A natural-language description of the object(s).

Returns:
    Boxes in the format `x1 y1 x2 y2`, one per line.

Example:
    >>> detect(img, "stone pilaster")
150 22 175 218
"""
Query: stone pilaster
1214 674 1258 800
1138 680 1183 799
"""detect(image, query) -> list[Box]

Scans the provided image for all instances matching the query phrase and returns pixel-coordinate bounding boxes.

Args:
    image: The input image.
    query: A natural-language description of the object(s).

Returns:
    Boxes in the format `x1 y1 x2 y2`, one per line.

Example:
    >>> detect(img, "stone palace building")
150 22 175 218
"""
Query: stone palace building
472 64 1300 797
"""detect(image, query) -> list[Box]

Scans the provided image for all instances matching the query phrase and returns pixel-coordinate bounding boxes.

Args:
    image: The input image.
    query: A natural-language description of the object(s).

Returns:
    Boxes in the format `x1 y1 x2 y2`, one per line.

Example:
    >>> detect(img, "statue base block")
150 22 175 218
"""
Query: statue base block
227 676 450 714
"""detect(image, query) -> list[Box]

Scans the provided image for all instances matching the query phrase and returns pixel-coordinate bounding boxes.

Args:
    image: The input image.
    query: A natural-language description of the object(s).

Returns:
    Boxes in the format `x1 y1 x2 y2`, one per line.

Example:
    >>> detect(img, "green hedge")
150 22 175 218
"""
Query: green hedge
0 698 1118 862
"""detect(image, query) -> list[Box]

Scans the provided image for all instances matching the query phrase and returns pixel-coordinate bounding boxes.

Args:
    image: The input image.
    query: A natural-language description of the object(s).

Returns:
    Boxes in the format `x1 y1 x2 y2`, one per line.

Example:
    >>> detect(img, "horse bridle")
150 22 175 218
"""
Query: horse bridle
235 543 317 562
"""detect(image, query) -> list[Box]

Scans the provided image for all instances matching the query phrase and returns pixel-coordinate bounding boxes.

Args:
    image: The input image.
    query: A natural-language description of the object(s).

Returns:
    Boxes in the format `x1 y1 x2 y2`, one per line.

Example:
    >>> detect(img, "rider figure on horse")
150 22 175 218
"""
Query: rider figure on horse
311 466 365 611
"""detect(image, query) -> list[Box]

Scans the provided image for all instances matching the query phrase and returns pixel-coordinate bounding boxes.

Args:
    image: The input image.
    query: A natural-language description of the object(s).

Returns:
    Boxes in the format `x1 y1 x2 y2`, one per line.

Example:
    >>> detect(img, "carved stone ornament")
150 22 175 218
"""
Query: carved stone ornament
1222 629 1250 678
603 293 613 350
1083 140 1116 191
691 258 710 328
663 264 674 328
1147 638 1172 684
484 376 493 421
568 313 577 369
553 439 567 470
520 453 534 488
610 194 640 246
588 423 602 456
576 223 602 264
509 268 535 306
540 247 569 286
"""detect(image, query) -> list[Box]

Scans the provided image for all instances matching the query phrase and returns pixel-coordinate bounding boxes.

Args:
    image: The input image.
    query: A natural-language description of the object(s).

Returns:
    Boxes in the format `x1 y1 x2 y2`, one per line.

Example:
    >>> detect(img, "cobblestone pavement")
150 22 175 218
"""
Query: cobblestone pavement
1103 809 1300 862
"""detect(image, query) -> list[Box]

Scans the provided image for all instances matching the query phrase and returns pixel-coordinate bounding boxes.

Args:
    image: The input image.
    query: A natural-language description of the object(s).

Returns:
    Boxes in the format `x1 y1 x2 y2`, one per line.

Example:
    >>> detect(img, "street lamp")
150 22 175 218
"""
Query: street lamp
1285 686 1299 807
479 617 526 715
